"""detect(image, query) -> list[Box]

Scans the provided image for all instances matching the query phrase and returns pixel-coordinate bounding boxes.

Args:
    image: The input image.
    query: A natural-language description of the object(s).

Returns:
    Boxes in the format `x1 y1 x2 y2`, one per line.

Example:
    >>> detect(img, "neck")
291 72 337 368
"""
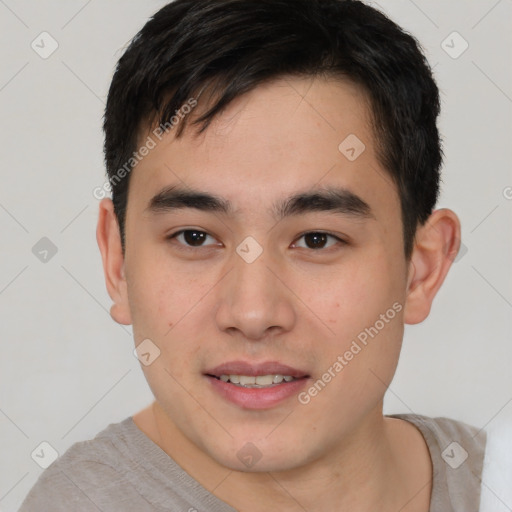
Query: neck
134 401 431 512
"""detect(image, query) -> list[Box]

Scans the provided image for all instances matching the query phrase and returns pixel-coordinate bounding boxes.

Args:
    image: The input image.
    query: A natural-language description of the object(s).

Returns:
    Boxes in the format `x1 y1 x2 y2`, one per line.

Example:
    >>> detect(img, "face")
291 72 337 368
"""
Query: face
120 76 411 471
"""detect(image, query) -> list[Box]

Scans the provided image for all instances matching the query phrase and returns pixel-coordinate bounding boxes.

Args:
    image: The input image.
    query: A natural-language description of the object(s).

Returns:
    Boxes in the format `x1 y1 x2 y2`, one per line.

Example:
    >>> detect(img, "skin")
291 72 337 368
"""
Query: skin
97 76 461 511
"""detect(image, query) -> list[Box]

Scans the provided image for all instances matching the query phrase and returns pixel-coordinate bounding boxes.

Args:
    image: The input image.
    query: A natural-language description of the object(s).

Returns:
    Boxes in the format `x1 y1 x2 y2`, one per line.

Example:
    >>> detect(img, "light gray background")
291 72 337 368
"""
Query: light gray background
0 1 511 510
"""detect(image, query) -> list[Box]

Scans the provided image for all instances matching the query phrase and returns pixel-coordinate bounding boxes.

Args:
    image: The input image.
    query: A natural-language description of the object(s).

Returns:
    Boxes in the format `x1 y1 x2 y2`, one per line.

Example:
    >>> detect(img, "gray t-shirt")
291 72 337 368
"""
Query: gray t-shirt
19 413 486 511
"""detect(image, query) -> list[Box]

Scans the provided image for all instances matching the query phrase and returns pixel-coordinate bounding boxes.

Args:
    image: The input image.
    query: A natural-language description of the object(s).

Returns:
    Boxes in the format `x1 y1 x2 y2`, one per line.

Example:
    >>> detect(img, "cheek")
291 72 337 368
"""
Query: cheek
126 268 168 338
300 254 405 343
126 248 196 328
297 301 404 432
126 253 214 369
295 248 406 403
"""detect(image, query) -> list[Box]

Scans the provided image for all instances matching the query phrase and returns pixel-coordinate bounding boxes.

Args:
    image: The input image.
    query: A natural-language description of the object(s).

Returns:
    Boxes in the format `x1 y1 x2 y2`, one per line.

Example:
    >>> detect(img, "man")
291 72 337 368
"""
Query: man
20 0 486 510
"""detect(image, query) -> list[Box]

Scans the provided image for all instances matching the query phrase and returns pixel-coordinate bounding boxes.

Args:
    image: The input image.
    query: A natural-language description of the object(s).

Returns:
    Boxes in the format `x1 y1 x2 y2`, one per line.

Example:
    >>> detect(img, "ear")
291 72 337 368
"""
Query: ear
404 208 461 325
96 198 132 325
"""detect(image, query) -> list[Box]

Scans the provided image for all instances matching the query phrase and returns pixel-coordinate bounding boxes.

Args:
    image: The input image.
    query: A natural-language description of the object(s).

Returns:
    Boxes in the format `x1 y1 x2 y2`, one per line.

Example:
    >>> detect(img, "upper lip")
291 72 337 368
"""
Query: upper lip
205 361 309 378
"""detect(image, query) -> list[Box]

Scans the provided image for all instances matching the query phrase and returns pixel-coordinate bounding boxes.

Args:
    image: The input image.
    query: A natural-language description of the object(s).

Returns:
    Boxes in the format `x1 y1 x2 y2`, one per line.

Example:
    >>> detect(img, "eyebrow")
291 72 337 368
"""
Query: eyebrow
146 184 374 221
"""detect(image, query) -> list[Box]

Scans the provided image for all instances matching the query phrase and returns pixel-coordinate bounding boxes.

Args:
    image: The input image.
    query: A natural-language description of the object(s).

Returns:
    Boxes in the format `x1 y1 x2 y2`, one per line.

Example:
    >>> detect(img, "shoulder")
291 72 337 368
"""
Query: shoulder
388 413 486 512
389 412 486 456
19 418 151 511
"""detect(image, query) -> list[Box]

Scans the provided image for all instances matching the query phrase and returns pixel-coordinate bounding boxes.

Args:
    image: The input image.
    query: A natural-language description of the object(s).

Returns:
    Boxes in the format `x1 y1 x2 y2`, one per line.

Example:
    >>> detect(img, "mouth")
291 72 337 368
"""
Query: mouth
204 361 310 409
208 373 302 388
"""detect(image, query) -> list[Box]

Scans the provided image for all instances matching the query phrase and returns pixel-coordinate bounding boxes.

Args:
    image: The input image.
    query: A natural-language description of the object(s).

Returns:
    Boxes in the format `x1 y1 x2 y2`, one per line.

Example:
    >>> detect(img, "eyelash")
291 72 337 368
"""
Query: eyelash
166 229 347 252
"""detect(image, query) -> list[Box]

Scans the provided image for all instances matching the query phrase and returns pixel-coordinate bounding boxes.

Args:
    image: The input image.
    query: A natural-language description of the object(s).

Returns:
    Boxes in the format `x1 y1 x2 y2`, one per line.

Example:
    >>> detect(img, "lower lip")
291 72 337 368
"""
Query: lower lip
206 376 309 409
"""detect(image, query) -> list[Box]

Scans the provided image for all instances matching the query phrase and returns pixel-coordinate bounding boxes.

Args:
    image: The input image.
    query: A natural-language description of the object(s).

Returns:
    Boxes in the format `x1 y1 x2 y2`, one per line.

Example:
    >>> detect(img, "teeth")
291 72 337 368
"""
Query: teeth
218 374 297 387
255 375 274 386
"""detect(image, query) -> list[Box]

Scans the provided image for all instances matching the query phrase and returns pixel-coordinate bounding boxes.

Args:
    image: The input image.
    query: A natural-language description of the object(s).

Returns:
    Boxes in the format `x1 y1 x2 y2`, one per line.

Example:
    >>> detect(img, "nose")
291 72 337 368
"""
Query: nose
214 247 296 341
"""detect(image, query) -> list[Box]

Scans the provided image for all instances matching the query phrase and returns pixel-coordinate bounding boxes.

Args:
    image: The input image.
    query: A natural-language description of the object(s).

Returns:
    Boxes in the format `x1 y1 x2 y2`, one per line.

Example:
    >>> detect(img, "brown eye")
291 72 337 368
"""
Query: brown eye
168 230 218 247
182 230 207 246
304 233 328 249
293 232 343 250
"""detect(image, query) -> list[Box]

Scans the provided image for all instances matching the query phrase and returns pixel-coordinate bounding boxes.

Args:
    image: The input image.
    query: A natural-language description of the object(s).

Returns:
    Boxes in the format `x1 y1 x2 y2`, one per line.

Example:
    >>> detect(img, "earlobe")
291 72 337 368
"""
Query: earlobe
96 199 132 326
403 209 461 325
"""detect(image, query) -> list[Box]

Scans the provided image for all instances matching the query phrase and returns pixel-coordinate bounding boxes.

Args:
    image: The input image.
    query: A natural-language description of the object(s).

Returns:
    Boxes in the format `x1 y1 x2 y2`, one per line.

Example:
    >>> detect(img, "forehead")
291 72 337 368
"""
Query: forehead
129 76 398 219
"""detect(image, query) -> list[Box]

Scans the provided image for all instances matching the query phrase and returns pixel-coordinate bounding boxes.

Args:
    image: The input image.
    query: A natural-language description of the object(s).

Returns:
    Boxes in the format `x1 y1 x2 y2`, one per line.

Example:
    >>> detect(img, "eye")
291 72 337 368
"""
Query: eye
167 229 219 248
292 232 345 250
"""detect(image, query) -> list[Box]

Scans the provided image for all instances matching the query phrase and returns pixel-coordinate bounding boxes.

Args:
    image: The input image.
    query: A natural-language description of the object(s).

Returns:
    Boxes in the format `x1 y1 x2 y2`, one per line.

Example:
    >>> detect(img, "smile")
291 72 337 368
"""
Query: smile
216 374 297 387
204 362 310 409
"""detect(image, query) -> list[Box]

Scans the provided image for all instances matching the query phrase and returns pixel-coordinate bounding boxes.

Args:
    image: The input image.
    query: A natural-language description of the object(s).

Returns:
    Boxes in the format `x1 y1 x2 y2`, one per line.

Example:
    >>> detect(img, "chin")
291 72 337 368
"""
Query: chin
204 435 311 474
220 452 304 474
